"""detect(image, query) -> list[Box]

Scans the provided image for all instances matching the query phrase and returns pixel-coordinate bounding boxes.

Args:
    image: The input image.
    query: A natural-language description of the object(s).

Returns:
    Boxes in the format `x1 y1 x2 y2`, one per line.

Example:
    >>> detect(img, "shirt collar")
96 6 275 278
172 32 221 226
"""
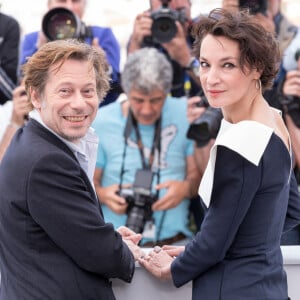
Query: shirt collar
29 109 98 184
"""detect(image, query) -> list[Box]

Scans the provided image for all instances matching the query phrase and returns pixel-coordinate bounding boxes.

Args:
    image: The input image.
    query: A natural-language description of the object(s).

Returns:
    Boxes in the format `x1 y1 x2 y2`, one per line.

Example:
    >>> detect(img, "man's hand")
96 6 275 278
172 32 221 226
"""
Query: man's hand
11 86 33 126
152 180 190 211
123 239 145 260
128 11 152 53
118 226 144 260
187 95 207 124
161 21 191 67
253 11 275 33
222 0 239 12
96 184 128 214
117 226 142 245
283 70 300 98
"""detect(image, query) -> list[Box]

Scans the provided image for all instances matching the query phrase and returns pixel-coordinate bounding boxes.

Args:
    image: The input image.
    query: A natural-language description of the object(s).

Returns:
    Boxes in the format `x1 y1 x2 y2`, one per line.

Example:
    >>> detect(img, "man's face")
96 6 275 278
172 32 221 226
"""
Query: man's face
31 59 99 144
128 89 166 125
151 0 191 19
48 0 86 19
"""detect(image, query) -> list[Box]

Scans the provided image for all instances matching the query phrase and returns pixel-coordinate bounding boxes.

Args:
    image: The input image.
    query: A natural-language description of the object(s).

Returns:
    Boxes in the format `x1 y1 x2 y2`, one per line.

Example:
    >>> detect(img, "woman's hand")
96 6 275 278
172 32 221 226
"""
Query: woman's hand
138 246 173 280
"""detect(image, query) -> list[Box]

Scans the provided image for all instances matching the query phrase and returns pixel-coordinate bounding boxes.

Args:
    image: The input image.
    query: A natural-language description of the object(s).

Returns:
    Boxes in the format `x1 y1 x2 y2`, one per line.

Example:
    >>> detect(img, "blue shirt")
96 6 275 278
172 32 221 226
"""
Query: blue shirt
92 96 194 243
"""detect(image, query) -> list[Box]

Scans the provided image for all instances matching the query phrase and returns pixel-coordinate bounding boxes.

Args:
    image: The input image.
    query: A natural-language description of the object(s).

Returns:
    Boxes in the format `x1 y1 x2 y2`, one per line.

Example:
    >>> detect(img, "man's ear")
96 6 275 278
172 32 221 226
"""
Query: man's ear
30 88 42 110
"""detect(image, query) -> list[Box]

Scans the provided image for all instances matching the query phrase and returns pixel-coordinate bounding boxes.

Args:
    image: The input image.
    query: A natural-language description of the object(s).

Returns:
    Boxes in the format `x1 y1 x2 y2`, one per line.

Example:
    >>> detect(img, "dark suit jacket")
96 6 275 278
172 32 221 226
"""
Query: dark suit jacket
0 119 135 300
171 134 300 300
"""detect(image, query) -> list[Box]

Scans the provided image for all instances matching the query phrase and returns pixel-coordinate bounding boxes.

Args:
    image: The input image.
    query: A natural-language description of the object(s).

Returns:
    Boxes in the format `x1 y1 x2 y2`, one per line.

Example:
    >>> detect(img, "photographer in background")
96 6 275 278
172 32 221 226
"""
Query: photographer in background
127 0 201 98
128 0 207 231
93 47 201 247
20 0 121 106
0 11 20 104
279 48 300 177
0 83 32 162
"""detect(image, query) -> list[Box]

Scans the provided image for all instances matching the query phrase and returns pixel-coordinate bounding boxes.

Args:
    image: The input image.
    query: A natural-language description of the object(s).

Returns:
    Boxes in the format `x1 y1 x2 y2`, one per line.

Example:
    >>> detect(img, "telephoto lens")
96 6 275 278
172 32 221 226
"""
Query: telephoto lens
187 95 223 147
42 7 85 41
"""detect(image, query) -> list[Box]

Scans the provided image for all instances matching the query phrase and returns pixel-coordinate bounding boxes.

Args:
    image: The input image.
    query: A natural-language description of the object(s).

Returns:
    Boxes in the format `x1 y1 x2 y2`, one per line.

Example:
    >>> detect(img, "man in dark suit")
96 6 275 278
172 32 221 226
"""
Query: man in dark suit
0 39 143 300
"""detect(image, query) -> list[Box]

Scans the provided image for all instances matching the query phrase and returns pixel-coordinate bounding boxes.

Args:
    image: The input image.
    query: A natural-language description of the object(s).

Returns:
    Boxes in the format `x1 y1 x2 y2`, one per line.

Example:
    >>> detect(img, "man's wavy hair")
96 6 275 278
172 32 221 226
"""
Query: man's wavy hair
23 39 110 103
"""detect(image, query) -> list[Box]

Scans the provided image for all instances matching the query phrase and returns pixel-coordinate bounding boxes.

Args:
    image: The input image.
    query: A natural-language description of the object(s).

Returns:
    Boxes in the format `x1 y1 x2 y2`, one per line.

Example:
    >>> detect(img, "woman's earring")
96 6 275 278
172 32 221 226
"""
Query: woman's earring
255 79 262 91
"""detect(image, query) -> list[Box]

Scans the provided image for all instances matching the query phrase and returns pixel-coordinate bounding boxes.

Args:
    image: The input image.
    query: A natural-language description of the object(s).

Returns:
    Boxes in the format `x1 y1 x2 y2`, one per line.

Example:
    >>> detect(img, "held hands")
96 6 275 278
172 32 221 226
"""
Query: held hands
162 245 185 257
138 245 178 280
117 226 145 260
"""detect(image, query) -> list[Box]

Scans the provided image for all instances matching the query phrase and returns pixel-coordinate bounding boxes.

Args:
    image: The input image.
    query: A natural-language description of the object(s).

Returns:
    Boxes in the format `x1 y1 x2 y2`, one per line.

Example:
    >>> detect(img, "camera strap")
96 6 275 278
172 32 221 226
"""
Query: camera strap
119 108 168 241
119 109 161 197
131 109 161 170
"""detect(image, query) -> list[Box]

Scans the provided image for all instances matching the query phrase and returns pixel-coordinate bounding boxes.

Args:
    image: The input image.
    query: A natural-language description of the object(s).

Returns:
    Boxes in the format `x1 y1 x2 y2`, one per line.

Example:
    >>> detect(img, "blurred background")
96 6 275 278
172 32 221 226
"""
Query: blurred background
1 0 299 69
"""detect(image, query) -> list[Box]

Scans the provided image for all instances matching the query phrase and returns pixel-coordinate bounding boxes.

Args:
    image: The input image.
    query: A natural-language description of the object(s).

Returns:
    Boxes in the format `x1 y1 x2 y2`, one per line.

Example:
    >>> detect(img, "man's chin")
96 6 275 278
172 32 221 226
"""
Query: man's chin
60 130 86 143
139 119 156 126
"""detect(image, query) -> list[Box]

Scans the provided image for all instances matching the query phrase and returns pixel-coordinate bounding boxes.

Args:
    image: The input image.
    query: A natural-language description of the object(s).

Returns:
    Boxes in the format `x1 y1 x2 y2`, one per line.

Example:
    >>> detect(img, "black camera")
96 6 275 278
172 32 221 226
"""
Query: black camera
187 94 223 147
118 169 157 234
279 95 300 128
147 0 187 44
239 0 267 14
42 7 93 41
295 49 300 61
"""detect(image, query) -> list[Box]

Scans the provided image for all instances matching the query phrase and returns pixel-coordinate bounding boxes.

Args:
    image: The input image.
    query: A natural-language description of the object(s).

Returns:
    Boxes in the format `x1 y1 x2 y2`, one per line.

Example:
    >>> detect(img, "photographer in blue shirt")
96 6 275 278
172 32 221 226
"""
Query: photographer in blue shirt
20 0 121 106
93 47 201 247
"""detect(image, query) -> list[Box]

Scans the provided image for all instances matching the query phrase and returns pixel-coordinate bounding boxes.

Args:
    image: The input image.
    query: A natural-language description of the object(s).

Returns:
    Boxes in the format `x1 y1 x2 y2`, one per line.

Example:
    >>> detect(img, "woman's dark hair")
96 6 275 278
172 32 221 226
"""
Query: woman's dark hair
192 8 281 90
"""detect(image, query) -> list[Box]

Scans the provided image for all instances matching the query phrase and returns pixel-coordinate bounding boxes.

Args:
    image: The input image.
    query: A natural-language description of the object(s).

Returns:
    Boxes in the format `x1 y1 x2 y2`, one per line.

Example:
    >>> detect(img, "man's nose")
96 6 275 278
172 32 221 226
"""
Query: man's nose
70 92 86 109
141 102 153 114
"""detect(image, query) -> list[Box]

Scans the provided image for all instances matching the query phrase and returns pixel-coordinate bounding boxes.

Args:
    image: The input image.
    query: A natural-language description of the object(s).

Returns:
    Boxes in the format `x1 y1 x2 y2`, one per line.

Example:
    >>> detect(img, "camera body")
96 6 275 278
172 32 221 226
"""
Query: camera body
42 7 93 41
118 169 157 234
279 95 300 128
239 0 267 14
147 0 187 44
187 94 223 147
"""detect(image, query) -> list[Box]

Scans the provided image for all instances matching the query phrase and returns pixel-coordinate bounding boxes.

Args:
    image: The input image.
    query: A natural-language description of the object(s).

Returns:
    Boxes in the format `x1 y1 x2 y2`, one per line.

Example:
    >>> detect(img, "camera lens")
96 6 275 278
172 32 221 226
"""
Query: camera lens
239 0 267 14
126 206 146 234
187 107 223 147
151 16 177 43
42 7 80 41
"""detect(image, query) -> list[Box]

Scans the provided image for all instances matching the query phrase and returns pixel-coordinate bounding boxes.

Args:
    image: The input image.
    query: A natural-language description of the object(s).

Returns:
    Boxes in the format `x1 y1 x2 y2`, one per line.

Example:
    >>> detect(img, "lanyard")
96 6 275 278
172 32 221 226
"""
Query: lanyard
119 109 161 191
130 110 161 170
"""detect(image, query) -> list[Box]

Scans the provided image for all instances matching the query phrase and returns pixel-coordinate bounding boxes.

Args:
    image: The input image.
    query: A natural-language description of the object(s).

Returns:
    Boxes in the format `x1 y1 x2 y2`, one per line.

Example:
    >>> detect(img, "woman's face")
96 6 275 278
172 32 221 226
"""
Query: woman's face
198 34 260 113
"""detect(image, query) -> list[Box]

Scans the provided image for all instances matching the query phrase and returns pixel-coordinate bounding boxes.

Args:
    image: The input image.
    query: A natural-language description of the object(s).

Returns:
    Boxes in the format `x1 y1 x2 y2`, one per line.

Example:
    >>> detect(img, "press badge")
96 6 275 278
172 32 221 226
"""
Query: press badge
142 219 156 239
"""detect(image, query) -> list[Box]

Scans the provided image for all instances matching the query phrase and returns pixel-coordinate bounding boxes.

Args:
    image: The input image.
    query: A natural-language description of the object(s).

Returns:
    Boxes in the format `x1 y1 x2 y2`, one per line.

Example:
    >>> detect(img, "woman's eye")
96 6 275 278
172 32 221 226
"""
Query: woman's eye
224 63 235 69
200 61 209 68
